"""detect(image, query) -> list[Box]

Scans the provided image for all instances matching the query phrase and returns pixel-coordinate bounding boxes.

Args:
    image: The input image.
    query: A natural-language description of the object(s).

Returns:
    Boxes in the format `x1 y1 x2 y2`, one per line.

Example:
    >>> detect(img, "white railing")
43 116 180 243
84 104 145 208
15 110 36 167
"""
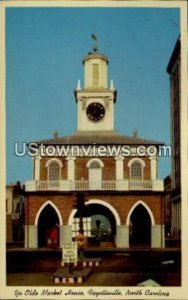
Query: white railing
37 180 60 190
73 180 89 190
129 180 152 190
73 180 116 190
26 179 160 192
101 181 116 190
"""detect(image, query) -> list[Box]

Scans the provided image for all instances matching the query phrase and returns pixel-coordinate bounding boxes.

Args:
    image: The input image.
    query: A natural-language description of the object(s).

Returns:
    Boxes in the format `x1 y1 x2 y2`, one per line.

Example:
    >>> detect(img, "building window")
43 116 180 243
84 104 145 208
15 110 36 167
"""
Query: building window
128 158 145 181
90 161 101 169
92 64 99 87
48 162 60 181
72 217 91 238
6 199 8 213
131 162 142 180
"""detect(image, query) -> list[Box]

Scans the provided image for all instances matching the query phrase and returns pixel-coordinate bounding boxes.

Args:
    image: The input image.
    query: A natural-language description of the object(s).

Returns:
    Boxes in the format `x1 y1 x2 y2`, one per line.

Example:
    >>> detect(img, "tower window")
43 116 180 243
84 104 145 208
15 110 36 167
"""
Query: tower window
48 162 60 181
92 64 99 87
131 162 142 180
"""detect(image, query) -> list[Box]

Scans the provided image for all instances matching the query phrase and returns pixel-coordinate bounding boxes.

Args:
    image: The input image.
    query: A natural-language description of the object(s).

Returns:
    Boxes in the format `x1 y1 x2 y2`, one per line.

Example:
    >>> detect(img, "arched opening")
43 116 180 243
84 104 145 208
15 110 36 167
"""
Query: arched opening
74 203 116 246
38 204 60 248
129 204 151 247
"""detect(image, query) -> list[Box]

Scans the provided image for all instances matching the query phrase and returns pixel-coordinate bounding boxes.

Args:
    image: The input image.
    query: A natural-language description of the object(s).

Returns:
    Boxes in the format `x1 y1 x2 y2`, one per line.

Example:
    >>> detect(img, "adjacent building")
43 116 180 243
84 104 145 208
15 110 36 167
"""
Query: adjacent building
6 182 25 243
166 37 181 240
25 46 165 249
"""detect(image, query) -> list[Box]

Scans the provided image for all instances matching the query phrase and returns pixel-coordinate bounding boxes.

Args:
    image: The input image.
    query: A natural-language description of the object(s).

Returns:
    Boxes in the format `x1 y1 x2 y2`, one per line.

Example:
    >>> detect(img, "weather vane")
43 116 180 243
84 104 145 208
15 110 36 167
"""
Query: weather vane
91 34 98 52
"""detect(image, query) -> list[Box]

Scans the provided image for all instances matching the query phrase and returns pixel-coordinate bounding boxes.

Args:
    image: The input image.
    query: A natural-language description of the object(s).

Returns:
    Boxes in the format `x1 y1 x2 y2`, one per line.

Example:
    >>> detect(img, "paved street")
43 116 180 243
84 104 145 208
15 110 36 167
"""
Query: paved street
7 248 181 286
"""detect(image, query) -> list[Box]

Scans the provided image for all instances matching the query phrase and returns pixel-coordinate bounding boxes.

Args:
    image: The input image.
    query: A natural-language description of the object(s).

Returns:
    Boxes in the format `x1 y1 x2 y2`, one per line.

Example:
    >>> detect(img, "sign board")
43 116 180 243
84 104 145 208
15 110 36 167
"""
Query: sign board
75 232 87 248
62 241 78 264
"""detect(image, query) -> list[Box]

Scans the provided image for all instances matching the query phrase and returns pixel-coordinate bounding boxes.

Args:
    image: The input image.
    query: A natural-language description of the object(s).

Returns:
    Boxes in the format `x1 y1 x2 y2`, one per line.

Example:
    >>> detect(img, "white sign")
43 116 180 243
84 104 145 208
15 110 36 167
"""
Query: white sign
62 241 78 264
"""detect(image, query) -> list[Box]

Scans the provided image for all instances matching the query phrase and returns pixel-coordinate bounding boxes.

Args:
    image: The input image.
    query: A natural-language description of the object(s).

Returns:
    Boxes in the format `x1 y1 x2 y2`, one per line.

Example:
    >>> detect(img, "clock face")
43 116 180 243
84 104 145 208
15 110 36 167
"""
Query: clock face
86 102 105 122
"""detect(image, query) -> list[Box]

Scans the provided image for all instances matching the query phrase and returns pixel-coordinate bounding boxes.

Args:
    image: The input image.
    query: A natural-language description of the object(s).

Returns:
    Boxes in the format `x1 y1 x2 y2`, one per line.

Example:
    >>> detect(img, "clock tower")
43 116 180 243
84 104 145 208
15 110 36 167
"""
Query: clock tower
74 49 117 131
25 38 165 251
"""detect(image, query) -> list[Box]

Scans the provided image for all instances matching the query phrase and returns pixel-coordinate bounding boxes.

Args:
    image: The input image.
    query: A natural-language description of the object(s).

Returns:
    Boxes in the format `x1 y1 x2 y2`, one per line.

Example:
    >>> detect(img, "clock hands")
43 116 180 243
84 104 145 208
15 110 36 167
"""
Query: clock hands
86 102 105 122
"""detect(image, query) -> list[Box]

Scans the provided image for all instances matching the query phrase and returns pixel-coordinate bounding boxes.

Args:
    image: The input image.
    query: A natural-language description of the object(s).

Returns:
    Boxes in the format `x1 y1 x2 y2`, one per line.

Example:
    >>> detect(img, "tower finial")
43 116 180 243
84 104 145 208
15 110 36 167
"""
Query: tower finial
133 129 138 138
91 34 98 52
110 79 115 90
76 79 81 90
53 130 58 139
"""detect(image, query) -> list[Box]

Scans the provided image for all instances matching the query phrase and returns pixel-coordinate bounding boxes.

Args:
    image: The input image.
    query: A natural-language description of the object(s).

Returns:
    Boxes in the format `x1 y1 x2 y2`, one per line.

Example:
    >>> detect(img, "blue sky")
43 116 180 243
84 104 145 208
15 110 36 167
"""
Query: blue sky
6 7 180 184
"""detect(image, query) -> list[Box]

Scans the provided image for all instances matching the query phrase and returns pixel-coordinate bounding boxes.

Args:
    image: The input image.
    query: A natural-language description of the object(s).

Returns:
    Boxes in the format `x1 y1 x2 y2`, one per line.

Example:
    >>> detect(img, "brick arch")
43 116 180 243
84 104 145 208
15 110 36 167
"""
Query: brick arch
86 158 104 168
67 199 121 226
34 200 63 226
126 200 155 226
45 158 63 167
127 157 146 168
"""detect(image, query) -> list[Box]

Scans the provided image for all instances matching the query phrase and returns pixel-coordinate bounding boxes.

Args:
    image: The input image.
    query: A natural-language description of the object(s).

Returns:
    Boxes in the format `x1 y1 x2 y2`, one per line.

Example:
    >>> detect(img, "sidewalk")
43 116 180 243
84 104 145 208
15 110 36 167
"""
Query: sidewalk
6 249 181 286
7 272 142 286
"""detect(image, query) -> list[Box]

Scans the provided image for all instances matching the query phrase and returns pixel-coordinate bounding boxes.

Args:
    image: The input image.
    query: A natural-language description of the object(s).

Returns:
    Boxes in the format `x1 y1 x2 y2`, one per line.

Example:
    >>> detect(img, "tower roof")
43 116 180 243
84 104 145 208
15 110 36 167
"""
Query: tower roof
82 51 109 64
35 130 163 146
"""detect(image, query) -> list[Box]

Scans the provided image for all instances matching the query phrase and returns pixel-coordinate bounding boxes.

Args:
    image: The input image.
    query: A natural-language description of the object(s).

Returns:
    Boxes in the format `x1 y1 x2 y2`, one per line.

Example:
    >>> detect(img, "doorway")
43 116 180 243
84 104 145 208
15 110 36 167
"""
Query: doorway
38 204 59 248
74 203 116 246
88 160 102 189
129 204 151 247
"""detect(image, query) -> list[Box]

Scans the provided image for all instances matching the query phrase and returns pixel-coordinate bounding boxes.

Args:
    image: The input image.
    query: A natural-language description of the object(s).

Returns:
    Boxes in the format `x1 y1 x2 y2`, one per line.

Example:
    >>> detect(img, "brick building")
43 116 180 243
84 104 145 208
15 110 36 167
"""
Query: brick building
25 46 164 249
166 37 181 240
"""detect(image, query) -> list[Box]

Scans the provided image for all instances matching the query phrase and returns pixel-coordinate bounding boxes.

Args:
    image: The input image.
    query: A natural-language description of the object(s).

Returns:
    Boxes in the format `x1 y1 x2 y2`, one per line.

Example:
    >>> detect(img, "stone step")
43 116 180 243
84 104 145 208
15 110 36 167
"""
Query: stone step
53 267 92 284
61 257 102 267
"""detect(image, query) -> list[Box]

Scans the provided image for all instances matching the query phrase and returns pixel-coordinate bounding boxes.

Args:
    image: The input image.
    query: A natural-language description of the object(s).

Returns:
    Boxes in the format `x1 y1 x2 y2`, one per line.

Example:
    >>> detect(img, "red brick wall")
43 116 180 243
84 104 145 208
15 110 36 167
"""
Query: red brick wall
39 156 151 181
75 158 89 180
102 158 116 180
26 193 163 226
26 194 75 225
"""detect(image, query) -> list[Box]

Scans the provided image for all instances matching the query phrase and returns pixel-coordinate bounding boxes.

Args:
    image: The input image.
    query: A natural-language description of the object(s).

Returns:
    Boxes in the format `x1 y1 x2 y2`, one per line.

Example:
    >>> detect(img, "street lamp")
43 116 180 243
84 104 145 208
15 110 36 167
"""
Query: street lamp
72 192 91 260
